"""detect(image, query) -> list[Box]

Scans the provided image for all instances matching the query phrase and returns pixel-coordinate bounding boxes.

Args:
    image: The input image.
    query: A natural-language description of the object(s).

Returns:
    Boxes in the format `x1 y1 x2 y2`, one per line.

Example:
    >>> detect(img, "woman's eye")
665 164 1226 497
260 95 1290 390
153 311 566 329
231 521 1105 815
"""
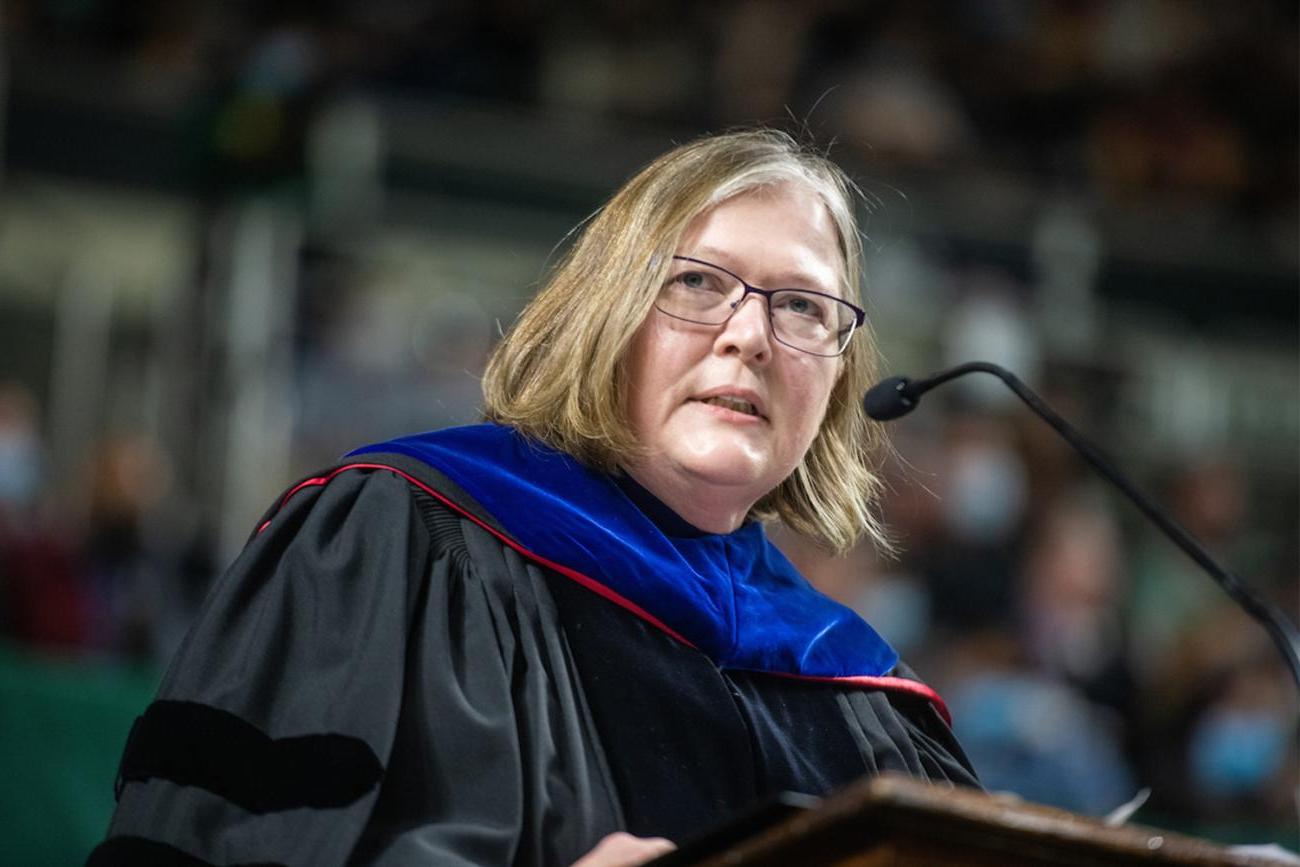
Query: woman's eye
677 271 721 292
780 294 825 319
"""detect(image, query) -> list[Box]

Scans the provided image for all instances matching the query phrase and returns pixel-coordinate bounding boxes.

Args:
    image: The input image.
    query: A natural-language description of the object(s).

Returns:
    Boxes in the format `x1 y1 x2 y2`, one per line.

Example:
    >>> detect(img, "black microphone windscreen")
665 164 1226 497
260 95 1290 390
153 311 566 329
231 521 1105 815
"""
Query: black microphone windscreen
863 375 917 421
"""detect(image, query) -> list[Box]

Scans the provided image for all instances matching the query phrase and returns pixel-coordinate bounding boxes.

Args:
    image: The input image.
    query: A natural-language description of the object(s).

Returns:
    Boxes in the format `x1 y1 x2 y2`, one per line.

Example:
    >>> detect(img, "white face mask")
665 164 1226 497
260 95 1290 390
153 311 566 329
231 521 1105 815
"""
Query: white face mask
944 441 1027 544
0 430 40 508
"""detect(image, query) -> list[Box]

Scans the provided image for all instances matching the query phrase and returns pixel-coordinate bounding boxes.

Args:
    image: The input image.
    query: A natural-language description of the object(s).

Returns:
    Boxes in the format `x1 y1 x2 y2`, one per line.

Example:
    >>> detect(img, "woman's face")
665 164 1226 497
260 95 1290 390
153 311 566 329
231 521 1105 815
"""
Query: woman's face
624 182 844 515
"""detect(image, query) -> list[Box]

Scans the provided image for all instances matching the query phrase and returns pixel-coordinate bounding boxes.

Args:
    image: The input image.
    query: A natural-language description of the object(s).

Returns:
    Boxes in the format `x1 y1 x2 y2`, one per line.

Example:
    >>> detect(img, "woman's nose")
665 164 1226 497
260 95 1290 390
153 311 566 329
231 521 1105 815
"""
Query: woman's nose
715 294 773 362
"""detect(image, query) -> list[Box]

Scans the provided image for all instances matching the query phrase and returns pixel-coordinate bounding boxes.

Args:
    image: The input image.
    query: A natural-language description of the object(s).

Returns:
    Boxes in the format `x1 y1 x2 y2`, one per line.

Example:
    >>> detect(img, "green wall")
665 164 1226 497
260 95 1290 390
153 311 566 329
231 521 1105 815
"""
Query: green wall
0 644 159 866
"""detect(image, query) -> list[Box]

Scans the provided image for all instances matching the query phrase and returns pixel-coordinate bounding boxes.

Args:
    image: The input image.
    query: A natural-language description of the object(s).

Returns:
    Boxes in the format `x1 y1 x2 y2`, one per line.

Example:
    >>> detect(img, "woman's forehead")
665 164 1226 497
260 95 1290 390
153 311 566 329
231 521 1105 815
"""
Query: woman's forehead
673 185 847 293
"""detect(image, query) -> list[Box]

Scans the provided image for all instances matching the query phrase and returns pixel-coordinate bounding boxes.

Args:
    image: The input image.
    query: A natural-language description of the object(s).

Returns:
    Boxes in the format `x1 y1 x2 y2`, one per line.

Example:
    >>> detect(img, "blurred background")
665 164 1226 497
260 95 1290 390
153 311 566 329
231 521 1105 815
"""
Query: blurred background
0 0 1296 862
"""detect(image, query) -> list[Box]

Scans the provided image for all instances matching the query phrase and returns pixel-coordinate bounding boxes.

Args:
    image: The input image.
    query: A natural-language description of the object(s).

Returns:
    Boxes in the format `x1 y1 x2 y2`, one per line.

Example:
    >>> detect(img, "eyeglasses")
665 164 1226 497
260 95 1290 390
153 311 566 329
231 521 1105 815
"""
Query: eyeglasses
655 256 866 357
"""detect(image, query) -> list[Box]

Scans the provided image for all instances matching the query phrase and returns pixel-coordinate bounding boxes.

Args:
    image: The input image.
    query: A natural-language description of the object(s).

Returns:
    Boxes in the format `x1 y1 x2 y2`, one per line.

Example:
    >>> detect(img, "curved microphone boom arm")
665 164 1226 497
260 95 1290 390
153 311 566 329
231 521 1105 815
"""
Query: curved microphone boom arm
864 361 1300 693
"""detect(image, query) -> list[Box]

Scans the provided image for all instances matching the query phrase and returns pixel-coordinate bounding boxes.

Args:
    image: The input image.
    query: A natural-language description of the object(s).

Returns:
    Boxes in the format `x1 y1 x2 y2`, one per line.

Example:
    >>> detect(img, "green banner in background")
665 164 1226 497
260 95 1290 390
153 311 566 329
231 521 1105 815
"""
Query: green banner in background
0 643 159 867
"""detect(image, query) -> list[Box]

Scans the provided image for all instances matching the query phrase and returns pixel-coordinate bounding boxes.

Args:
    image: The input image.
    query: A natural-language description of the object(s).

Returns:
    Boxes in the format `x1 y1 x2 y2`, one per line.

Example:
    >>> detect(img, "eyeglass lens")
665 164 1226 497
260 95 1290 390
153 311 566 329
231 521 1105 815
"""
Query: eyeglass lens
657 260 856 355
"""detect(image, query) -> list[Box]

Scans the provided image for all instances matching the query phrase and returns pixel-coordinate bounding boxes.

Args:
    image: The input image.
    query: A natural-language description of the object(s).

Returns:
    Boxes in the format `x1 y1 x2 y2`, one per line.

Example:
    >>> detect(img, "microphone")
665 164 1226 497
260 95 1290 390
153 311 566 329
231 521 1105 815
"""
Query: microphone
861 375 920 421
864 361 1300 692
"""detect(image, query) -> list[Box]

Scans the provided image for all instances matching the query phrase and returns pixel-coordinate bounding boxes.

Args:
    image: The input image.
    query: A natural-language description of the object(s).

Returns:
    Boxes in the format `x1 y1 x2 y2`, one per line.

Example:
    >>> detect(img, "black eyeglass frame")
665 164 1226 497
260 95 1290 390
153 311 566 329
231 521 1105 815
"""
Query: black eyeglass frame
657 255 867 357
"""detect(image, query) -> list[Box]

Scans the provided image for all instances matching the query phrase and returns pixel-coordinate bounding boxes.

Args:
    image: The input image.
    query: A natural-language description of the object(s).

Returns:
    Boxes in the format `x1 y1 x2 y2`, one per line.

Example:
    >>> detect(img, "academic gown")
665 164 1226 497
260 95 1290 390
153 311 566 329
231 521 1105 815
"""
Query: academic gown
89 426 978 867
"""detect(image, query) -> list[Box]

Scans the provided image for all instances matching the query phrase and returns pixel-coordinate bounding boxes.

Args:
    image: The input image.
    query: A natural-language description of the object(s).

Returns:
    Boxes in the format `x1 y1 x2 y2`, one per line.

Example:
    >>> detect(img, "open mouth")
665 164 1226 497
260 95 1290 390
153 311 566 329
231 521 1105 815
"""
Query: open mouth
694 396 762 418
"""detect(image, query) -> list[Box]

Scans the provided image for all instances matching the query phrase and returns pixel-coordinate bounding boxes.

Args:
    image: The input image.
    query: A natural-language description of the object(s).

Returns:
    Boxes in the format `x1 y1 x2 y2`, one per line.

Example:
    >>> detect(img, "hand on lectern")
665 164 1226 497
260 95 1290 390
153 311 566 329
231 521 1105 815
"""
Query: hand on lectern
571 832 677 867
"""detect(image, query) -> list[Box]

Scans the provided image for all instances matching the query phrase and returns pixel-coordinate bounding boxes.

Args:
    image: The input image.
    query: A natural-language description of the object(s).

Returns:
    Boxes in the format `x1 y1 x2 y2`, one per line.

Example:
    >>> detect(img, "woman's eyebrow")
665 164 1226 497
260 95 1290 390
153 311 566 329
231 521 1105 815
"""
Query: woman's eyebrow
676 246 735 267
685 248 841 296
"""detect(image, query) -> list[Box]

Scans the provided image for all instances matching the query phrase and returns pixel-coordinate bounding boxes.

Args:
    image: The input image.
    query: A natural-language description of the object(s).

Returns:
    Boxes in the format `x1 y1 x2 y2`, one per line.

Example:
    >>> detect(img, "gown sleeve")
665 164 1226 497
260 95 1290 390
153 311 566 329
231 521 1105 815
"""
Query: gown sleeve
88 466 618 867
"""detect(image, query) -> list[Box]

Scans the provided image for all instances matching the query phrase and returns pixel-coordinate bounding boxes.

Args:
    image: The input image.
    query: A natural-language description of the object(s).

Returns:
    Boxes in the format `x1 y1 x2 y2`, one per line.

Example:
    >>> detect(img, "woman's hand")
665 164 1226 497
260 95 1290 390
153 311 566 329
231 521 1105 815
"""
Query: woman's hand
571 831 676 867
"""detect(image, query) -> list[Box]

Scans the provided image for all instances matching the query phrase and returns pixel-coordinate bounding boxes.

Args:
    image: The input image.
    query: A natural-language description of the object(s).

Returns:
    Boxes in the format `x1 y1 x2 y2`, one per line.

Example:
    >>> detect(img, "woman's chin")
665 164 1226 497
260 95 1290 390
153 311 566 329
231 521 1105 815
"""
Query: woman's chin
673 436 771 489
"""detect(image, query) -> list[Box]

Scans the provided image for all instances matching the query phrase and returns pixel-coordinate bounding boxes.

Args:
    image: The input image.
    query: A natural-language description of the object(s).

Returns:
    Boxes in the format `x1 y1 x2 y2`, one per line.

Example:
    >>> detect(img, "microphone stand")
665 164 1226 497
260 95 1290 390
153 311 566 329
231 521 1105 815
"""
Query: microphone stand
866 361 1300 693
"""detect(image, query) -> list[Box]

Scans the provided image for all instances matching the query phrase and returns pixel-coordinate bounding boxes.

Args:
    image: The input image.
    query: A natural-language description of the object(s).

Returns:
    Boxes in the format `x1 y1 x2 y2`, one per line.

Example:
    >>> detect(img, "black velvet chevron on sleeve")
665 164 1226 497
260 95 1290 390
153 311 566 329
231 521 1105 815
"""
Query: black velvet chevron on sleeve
115 700 384 814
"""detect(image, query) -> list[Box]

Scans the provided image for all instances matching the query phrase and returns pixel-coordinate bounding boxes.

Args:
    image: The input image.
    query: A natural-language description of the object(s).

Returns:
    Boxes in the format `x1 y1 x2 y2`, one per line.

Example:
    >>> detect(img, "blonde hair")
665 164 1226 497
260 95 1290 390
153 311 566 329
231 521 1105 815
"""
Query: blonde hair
482 129 890 554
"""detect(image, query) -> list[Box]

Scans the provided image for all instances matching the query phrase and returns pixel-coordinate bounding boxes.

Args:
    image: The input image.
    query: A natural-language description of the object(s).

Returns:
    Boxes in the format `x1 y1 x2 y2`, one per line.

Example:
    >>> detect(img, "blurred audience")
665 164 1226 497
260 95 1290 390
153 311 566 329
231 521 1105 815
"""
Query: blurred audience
5 1 1297 216
0 382 91 649
857 407 1296 828
0 384 208 662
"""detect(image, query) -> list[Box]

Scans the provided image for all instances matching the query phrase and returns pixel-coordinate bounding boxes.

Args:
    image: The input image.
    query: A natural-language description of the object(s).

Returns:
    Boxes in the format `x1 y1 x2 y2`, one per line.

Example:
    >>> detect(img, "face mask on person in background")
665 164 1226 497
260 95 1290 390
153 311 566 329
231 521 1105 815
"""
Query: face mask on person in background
944 442 1027 545
0 429 40 509
1189 706 1288 798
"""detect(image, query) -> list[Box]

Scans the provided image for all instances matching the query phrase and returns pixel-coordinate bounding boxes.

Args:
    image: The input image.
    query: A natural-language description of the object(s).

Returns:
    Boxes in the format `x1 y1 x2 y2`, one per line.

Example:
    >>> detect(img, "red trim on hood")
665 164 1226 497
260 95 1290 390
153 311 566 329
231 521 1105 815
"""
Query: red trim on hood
763 670 951 726
259 462 695 648
261 462 952 725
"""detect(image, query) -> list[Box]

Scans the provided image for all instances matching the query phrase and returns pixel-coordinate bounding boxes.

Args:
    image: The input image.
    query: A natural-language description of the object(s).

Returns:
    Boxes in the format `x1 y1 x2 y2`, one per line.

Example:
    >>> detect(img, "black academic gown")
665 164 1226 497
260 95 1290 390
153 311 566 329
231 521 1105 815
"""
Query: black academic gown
90 453 978 867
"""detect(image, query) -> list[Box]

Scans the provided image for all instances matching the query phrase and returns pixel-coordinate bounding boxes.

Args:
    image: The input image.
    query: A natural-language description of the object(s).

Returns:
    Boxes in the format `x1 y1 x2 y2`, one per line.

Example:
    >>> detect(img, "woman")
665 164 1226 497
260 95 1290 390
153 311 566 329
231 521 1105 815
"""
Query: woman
91 130 977 867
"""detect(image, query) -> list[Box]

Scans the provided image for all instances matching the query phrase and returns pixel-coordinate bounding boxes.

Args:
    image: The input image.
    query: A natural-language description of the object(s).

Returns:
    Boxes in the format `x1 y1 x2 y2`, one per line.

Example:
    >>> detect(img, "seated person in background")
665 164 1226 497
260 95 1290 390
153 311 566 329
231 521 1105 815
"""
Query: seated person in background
92 129 978 867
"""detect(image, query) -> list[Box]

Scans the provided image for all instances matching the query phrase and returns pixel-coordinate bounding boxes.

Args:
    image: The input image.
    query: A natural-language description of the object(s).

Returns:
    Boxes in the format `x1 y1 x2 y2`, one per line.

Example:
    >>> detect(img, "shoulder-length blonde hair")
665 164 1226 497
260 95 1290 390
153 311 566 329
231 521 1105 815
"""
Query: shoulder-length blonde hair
482 129 890 554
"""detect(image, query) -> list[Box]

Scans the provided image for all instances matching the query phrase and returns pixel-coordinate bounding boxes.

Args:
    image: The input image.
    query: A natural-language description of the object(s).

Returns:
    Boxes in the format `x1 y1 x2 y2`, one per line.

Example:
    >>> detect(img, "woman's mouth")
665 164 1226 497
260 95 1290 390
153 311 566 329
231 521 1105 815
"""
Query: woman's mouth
698 396 759 416
688 394 769 424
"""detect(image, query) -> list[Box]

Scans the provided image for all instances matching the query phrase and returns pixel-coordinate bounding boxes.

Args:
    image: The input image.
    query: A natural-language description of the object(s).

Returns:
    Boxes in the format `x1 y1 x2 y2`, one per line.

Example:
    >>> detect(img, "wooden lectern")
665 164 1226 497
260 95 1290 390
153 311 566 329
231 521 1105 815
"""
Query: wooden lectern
666 773 1290 866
